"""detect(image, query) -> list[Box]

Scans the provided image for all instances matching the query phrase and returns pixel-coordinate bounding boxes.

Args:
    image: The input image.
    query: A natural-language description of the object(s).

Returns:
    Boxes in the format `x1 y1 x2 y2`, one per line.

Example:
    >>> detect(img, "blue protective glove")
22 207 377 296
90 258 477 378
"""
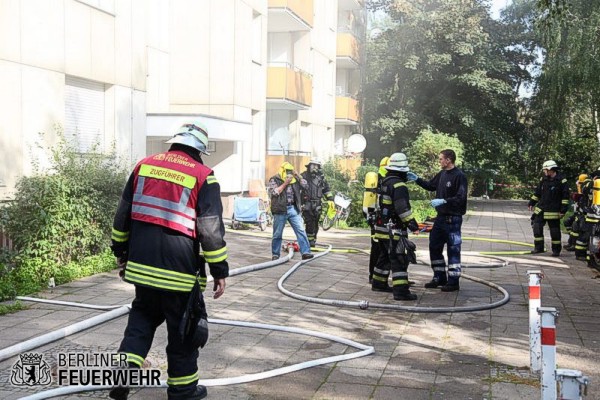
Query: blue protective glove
431 198 447 208
406 172 418 182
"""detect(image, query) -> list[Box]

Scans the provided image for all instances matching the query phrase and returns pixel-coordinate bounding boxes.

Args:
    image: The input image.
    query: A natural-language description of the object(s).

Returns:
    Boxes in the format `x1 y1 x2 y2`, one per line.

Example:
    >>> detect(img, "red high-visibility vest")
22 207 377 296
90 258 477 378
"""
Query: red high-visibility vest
131 150 211 238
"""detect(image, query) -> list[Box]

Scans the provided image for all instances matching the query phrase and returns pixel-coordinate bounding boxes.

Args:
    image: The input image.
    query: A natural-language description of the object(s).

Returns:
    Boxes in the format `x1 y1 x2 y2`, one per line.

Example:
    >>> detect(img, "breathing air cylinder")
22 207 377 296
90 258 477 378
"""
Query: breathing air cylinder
593 179 600 206
362 171 378 214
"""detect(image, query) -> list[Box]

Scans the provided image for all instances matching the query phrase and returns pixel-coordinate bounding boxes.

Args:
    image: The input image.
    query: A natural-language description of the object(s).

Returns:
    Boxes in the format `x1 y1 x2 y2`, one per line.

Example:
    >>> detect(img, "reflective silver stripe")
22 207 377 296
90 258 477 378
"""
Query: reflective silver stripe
374 267 389 274
132 204 196 230
391 271 408 278
433 266 446 272
398 210 412 220
431 259 446 266
133 176 198 230
448 263 461 269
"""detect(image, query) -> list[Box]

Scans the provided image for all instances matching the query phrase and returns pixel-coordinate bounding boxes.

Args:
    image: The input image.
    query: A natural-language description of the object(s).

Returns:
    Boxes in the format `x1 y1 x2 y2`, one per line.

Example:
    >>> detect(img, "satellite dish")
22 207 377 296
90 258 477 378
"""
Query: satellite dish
347 134 367 153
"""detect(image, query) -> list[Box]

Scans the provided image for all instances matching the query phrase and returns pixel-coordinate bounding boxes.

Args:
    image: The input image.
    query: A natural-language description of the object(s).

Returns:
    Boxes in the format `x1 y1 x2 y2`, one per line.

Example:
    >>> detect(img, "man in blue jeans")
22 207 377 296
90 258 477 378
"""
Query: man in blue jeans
268 162 314 261
407 149 468 292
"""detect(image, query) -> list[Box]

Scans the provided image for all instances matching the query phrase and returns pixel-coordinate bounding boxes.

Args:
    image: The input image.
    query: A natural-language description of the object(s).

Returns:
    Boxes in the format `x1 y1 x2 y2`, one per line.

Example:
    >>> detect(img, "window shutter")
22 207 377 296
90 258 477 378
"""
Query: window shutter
65 76 105 153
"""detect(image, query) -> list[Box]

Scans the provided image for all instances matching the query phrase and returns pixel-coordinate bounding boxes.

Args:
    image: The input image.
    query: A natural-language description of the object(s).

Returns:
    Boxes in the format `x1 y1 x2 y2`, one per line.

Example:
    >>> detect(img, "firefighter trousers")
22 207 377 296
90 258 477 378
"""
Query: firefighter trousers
429 215 463 285
117 285 200 398
531 214 561 254
302 208 321 245
368 226 380 283
372 237 409 289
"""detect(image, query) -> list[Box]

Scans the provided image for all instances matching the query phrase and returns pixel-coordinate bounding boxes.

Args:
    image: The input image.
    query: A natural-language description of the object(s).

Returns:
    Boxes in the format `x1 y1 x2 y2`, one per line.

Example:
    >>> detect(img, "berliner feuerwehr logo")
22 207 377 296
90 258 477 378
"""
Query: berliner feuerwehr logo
11 353 52 386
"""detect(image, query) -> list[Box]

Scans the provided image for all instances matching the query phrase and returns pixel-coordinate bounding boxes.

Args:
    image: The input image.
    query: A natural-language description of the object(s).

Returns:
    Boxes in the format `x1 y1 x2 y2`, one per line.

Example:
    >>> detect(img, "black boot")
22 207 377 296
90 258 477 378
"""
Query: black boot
424 276 447 289
109 387 129 400
440 283 460 292
393 285 417 301
371 282 392 292
563 244 575 251
168 385 207 400
530 248 545 254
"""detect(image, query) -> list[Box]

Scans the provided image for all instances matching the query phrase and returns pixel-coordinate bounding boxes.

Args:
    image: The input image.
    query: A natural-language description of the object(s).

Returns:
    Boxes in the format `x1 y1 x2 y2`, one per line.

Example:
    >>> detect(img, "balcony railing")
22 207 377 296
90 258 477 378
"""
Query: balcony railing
336 32 360 67
267 64 313 109
268 0 313 30
335 96 359 124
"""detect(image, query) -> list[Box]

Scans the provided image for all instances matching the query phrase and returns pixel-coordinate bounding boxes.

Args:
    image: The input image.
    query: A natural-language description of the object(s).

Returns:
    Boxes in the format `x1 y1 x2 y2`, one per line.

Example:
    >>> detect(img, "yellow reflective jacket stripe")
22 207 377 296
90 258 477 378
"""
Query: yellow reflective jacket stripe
139 164 197 189
203 247 228 263
111 228 129 242
124 271 194 292
126 261 197 284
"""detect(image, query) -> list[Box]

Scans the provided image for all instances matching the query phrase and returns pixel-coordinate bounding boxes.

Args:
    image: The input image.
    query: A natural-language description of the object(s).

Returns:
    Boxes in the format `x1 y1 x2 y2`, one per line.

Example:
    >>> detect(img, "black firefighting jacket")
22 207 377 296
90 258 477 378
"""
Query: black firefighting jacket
528 173 570 217
373 173 418 241
111 144 229 293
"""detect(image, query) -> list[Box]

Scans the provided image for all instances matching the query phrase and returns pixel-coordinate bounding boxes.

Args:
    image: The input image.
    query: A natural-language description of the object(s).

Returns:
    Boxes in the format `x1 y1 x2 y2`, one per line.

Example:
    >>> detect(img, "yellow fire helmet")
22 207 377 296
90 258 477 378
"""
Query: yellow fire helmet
279 162 297 183
578 174 589 183
378 156 390 177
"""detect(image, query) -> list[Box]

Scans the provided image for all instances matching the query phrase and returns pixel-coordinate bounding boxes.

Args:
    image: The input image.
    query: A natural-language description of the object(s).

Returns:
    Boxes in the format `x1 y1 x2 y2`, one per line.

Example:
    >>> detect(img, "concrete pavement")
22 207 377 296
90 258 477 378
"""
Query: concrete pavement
0 199 599 399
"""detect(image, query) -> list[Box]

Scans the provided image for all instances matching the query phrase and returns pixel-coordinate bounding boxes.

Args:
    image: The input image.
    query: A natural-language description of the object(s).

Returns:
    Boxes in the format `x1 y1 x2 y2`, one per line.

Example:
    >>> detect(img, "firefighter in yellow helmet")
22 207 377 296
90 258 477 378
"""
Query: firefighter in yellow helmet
564 174 590 252
575 171 600 262
364 156 391 283
268 162 313 260
528 160 570 256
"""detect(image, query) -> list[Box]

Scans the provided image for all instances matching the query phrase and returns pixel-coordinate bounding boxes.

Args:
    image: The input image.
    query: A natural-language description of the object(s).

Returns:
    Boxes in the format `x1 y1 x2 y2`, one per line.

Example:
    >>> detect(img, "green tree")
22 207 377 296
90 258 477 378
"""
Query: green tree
404 128 465 199
363 0 528 176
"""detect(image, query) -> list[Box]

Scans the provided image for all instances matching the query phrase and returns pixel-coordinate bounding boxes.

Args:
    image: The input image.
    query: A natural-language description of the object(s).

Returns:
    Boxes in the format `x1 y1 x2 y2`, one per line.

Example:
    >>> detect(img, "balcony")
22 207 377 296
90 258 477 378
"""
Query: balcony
335 96 359 125
268 0 313 32
267 64 312 110
338 0 365 11
336 32 360 68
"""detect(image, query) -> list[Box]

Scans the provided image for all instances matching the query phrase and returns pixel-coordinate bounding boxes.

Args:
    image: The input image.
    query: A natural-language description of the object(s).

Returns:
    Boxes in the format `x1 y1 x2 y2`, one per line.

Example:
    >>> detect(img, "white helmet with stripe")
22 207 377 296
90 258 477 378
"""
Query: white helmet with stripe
166 121 210 155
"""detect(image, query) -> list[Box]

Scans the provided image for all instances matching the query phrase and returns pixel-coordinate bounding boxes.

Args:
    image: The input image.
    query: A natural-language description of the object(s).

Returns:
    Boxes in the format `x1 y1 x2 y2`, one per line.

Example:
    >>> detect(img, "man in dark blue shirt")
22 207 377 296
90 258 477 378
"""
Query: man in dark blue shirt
407 149 468 292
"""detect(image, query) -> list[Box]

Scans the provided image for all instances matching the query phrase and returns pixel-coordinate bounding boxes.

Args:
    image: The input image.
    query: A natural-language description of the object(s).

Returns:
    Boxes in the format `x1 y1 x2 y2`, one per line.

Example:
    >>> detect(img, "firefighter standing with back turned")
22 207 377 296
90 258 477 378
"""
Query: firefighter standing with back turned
528 160 570 256
371 153 420 301
564 174 590 252
109 121 229 400
575 168 600 262
363 156 389 284
301 158 334 247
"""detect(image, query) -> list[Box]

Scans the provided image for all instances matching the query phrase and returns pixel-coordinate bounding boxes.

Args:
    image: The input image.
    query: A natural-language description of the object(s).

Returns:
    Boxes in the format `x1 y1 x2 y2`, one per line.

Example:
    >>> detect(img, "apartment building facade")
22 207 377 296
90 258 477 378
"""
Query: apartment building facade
0 0 365 200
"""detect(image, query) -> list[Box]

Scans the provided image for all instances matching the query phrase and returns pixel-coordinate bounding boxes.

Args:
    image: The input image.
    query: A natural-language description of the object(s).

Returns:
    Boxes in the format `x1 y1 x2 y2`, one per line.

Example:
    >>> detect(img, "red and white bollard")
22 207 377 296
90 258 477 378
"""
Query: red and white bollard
539 306 559 400
528 270 543 373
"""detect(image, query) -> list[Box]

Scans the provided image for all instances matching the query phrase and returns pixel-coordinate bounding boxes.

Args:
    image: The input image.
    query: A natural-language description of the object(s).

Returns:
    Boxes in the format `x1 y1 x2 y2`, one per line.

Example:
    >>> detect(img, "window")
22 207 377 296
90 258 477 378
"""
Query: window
65 76 105 153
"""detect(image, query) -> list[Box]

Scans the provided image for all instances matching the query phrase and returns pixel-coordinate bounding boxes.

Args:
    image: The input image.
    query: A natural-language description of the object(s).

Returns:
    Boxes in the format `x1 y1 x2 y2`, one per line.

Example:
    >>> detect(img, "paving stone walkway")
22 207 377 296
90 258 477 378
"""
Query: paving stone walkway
0 199 599 399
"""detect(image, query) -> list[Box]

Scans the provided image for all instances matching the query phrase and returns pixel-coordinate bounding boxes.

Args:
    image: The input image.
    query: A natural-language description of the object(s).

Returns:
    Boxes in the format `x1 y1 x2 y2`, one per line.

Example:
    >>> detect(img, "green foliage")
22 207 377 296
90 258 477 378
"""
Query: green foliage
0 251 116 301
321 158 371 228
0 300 28 316
321 158 436 227
0 132 128 266
404 129 466 199
363 0 528 178
0 129 128 300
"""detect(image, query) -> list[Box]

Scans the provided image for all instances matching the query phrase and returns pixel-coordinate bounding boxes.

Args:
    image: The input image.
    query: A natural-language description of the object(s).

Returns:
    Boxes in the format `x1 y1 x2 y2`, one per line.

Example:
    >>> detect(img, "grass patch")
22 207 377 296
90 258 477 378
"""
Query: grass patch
0 300 29 316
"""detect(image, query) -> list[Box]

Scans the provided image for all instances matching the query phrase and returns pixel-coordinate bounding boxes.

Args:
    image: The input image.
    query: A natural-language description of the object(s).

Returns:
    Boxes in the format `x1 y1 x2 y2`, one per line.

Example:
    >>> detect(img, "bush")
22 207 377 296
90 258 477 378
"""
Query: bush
0 132 128 265
321 158 436 228
0 251 116 301
0 130 128 300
